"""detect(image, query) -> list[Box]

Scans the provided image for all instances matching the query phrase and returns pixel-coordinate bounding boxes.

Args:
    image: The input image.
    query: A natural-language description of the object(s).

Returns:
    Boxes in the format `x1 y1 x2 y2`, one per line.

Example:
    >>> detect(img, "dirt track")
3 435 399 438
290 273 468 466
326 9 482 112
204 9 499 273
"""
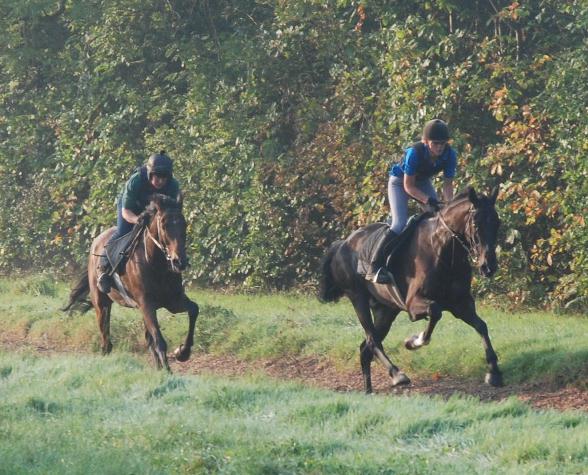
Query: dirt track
170 353 587 412
2 335 586 412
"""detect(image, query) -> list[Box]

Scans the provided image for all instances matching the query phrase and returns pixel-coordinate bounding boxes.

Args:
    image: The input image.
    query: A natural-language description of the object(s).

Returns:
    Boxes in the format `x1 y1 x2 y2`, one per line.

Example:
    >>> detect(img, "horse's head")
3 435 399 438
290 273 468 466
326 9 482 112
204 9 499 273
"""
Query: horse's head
465 187 500 277
145 193 188 273
441 187 500 277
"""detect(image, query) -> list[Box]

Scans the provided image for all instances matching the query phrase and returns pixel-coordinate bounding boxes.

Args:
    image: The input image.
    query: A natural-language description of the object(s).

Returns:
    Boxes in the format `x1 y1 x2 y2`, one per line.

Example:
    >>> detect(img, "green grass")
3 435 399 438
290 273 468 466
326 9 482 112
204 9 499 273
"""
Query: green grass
183 291 588 387
0 275 587 388
0 351 586 475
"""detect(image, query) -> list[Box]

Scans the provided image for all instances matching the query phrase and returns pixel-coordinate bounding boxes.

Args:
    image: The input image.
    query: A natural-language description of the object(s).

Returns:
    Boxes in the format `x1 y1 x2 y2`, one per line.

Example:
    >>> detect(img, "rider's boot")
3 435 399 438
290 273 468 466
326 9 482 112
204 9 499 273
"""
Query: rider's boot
97 253 113 294
365 229 398 284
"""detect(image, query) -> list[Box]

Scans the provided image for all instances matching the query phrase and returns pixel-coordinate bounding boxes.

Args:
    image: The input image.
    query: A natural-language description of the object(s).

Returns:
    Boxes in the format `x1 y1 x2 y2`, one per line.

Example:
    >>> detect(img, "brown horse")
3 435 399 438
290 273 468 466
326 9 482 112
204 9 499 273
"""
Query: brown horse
64 194 199 371
319 187 502 393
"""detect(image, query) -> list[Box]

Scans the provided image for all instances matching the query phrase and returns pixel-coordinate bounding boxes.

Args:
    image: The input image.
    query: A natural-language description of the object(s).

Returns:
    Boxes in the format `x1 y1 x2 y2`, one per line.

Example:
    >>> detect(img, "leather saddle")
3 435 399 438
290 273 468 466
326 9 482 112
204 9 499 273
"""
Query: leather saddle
104 225 144 275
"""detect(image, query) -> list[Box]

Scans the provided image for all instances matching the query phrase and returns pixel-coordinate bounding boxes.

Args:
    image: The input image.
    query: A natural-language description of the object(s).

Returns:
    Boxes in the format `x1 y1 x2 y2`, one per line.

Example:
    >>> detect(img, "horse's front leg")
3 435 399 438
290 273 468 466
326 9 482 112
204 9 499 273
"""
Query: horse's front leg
166 294 199 362
141 303 169 371
144 329 162 370
404 299 442 350
451 297 503 387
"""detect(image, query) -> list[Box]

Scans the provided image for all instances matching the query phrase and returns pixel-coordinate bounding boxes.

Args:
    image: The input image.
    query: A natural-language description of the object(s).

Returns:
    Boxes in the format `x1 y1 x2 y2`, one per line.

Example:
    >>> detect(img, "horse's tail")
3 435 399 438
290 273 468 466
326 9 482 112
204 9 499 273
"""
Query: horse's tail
62 271 92 313
318 240 345 303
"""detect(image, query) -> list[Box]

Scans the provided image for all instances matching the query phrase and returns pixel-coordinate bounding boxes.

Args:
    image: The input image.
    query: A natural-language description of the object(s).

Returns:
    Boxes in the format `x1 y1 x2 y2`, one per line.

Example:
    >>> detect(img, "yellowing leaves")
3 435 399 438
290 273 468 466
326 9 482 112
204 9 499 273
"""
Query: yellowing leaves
490 162 503 176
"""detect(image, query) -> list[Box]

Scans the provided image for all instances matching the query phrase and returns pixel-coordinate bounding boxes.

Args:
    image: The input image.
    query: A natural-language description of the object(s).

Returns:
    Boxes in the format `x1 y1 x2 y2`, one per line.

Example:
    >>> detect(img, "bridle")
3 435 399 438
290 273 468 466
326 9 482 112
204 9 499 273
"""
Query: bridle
144 214 174 264
436 205 482 267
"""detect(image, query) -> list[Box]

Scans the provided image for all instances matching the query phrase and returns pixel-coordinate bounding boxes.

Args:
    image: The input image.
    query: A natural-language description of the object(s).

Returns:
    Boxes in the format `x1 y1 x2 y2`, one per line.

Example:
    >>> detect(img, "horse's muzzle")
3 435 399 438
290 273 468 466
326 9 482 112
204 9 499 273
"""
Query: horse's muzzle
170 257 187 273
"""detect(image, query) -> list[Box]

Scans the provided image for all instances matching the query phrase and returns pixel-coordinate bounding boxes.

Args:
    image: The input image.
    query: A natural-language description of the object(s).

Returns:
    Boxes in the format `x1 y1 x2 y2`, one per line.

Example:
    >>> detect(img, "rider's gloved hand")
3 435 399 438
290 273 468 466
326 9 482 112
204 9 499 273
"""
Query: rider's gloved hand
136 212 150 227
426 196 441 212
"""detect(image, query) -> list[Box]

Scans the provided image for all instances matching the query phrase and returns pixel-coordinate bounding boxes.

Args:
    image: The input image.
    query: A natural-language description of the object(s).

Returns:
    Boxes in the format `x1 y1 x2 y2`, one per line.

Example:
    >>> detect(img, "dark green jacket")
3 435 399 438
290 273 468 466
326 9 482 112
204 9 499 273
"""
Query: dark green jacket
120 166 180 214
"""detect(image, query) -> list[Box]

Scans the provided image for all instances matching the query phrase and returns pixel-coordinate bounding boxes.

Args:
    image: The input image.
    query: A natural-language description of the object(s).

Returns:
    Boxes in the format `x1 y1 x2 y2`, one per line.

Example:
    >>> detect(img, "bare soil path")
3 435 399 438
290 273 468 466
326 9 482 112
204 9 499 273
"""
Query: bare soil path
170 353 587 412
2 335 586 411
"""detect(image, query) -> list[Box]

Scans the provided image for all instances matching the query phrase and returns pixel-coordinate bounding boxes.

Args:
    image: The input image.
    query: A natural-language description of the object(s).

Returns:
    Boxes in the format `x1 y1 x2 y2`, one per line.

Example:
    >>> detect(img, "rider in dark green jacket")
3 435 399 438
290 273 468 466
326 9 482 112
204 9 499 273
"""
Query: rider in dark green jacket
97 151 180 293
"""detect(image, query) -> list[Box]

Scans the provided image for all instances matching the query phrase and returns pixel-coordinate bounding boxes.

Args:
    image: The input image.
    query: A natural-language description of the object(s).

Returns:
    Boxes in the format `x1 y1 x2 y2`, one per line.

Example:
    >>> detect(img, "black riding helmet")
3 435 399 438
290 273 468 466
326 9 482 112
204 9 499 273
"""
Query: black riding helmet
423 119 450 141
147 151 173 178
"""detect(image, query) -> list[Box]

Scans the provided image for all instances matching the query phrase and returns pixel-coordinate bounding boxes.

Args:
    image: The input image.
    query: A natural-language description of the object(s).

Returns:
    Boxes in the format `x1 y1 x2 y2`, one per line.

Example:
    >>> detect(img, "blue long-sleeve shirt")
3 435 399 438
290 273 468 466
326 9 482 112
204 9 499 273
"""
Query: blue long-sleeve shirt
390 143 457 180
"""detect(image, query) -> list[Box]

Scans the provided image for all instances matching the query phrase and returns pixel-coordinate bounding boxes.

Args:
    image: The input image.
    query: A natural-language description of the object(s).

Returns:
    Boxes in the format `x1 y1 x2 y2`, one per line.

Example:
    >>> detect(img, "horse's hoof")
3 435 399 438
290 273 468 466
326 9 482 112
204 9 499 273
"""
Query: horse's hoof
485 372 504 387
173 345 191 362
405 333 428 351
404 336 419 350
391 372 411 386
101 342 113 355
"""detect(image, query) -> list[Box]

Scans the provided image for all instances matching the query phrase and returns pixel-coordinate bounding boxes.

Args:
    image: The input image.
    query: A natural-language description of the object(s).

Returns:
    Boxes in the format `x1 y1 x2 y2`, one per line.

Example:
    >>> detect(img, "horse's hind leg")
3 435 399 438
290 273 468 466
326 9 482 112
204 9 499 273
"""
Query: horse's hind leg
352 295 408 392
94 297 113 355
360 304 402 393
359 340 373 393
451 297 503 387
166 295 199 362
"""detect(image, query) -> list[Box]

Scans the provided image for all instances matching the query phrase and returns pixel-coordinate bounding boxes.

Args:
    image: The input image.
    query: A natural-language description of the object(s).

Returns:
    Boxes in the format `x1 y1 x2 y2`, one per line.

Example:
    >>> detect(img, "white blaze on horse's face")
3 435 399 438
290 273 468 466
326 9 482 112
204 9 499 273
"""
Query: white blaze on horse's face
473 208 500 277
158 210 188 273
469 188 500 278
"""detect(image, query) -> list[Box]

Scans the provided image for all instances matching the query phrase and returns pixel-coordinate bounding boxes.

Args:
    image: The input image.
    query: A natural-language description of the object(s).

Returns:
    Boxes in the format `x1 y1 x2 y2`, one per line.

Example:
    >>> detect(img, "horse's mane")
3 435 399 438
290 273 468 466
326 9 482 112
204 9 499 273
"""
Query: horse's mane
445 187 496 212
452 189 471 201
146 194 182 214
443 190 470 210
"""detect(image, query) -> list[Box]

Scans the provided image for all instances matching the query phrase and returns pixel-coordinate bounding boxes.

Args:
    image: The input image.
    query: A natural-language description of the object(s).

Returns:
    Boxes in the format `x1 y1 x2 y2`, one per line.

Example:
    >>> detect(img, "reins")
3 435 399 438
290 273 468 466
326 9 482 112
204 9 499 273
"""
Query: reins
436 204 479 267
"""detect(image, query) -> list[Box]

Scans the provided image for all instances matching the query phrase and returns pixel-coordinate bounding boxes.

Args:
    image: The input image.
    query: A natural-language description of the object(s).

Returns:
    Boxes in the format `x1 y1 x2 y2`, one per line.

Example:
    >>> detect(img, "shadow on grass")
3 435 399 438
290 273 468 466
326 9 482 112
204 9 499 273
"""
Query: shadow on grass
502 347 588 388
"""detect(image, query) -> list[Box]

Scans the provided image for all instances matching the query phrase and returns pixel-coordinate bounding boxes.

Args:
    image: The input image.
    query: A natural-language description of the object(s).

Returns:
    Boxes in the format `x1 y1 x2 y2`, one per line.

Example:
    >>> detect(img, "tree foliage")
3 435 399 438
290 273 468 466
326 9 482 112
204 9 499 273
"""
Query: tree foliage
0 0 586 307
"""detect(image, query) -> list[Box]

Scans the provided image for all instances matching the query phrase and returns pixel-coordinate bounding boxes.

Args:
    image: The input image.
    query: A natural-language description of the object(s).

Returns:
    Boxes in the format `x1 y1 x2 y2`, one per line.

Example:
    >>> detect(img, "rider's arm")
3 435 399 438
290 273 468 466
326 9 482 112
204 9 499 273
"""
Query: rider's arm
442 148 457 202
120 172 142 224
121 208 140 224
404 174 434 205
442 178 454 202
402 147 435 204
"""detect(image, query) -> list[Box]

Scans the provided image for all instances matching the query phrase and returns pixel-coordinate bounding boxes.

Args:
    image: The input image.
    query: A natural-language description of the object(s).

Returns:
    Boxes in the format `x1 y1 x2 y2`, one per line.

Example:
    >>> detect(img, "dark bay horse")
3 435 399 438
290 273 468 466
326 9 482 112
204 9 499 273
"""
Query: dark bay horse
319 187 502 393
64 194 199 371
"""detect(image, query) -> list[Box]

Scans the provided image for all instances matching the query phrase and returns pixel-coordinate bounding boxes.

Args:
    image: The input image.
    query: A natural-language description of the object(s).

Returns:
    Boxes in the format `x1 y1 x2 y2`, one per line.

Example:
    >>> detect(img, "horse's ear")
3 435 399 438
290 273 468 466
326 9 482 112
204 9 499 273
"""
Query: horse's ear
490 186 499 205
468 186 480 207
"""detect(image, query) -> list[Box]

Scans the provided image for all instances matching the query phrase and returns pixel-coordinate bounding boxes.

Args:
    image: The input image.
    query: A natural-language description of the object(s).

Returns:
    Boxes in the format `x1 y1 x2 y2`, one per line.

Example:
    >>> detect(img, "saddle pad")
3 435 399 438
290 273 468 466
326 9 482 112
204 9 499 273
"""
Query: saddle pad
358 212 433 279
105 227 140 272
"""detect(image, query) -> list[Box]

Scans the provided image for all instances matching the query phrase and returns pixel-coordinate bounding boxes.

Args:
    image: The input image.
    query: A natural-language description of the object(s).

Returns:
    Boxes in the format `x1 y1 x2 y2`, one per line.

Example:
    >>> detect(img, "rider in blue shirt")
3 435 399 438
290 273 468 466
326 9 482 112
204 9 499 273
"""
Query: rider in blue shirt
365 119 457 284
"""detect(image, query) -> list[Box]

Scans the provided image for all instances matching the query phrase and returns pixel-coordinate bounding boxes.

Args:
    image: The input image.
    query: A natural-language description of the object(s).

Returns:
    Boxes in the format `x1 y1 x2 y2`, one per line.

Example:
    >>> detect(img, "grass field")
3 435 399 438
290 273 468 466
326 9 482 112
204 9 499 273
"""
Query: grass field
1 275 586 388
1 275 587 473
1 352 587 474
